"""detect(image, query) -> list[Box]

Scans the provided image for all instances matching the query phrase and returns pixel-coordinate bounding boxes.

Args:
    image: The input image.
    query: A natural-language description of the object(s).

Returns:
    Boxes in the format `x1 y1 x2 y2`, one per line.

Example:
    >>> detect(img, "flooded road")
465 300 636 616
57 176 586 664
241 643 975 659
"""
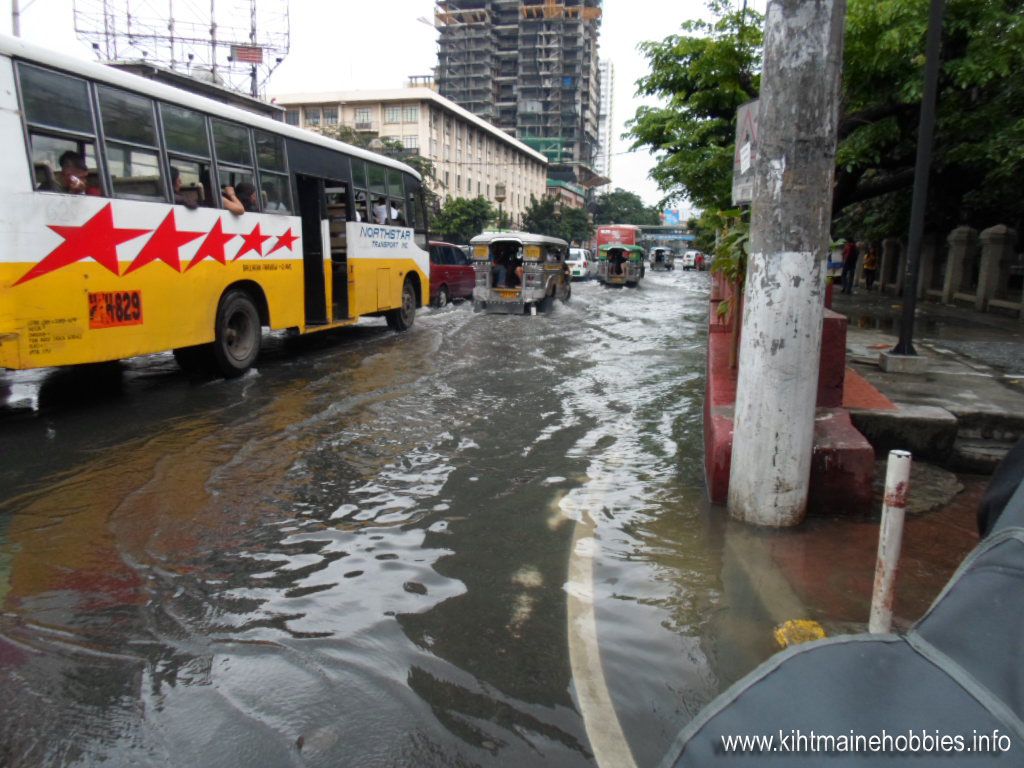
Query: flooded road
0 270 779 767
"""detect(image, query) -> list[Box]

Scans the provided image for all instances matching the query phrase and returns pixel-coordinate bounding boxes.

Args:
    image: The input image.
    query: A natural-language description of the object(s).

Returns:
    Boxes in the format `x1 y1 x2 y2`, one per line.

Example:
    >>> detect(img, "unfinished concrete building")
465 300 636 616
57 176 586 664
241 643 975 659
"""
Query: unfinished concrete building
435 0 605 191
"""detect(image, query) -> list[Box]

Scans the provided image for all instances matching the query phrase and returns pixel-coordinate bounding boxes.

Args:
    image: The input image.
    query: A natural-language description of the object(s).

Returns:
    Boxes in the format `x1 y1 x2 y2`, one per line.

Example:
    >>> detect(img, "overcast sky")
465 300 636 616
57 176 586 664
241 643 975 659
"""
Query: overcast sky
5 0 766 212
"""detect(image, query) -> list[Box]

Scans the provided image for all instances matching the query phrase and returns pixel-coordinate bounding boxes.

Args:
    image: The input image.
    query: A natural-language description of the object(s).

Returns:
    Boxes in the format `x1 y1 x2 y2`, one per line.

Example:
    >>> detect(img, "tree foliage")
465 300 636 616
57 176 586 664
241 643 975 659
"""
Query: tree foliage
591 188 662 225
431 197 495 243
629 0 1024 236
521 195 594 244
627 0 762 213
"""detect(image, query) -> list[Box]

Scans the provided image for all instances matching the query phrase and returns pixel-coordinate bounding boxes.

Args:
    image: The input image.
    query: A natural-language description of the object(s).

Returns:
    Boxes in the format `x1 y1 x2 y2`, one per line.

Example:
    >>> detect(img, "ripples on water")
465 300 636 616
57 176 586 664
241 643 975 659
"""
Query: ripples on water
0 270 751 767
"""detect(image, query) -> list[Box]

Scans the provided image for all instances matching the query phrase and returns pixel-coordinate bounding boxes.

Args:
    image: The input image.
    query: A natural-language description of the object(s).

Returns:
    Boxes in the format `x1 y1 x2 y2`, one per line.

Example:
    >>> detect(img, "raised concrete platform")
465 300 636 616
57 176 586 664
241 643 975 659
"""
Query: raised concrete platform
704 313 877 515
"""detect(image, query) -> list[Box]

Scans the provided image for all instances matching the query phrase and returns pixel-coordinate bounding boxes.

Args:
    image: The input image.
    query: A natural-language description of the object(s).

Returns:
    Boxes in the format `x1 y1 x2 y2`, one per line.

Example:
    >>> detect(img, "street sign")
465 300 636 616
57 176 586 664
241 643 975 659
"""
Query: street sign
732 99 759 205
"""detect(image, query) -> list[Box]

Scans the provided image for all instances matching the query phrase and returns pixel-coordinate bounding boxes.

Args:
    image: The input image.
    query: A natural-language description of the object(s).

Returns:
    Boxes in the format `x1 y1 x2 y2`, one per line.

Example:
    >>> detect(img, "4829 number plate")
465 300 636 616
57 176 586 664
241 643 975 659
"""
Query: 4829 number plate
89 290 143 329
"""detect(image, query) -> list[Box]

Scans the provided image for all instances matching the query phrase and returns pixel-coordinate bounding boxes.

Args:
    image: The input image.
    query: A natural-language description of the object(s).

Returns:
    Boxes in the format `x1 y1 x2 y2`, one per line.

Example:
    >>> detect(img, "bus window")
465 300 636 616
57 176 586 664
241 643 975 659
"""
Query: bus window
386 167 405 224
351 160 368 222
17 64 102 195
29 135 99 194
405 176 428 248
97 86 162 200
211 118 253 167
212 118 255 209
161 103 213 208
255 130 292 214
367 163 387 197
353 190 369 223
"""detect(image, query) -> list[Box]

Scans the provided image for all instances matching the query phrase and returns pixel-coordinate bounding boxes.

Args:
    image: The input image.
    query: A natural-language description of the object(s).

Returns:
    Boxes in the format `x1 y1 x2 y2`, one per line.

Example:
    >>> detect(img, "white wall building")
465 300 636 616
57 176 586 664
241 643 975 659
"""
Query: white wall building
274 88 548 224
595 60 614 179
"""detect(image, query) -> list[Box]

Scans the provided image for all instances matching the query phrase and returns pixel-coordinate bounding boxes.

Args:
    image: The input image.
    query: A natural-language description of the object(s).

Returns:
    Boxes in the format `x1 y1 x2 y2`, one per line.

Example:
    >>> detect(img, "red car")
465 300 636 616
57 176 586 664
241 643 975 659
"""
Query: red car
429 241 476 307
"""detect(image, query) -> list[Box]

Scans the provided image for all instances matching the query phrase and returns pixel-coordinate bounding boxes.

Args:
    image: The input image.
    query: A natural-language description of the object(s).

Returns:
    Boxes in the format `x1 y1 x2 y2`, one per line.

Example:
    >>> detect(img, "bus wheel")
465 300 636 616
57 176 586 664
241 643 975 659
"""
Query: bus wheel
386 278 416 331
213 290 261 377
433 285 449 309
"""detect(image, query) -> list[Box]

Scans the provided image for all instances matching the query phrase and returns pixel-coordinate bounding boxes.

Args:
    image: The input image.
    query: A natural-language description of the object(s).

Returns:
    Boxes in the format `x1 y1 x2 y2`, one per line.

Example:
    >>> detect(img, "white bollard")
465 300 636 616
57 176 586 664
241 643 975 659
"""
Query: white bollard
869 450 912 633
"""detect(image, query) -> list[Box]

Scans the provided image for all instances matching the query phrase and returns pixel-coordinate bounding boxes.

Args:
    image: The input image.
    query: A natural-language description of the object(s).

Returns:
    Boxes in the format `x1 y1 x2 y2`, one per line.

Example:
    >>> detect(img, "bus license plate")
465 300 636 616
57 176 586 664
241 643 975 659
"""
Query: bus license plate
89 290 144 329
497 289 519 300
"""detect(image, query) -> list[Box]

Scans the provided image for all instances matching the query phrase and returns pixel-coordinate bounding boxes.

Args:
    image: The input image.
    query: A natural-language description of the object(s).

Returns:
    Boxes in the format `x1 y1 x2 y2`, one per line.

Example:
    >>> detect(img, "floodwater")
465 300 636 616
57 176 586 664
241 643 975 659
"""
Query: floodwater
0 270 780 767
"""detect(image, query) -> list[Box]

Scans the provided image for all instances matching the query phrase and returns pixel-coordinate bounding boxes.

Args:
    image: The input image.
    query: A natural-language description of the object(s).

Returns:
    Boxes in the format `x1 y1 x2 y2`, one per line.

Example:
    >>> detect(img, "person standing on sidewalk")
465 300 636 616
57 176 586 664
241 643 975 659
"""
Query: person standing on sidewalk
841 239 860 294
862 243 878 291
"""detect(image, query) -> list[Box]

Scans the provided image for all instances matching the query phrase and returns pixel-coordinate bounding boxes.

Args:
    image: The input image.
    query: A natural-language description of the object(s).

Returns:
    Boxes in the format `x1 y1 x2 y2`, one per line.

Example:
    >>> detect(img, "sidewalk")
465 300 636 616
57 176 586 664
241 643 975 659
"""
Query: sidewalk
758 289 1023 632
831 288 1024 472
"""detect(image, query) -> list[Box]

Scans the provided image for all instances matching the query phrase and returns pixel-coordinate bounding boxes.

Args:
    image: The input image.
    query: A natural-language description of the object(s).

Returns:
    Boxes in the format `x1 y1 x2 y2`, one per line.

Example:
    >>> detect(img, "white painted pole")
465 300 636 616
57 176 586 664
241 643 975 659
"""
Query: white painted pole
869 450 912 634
727 0 847 527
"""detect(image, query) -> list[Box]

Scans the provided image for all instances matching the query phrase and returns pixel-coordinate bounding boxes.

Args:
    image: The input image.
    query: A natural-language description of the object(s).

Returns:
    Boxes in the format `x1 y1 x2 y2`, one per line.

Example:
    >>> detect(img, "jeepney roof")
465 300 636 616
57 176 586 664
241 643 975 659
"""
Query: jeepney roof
470 231 569 248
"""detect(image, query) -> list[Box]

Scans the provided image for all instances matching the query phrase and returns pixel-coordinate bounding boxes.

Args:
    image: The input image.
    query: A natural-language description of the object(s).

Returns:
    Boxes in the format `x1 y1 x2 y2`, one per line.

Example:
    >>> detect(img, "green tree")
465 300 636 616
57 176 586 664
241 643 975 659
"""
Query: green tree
629 0 1024 236
431 196 495 243
627 0 762 213
521 195 593 244
521 195 560 237
592 188 662 225
559 207 594 244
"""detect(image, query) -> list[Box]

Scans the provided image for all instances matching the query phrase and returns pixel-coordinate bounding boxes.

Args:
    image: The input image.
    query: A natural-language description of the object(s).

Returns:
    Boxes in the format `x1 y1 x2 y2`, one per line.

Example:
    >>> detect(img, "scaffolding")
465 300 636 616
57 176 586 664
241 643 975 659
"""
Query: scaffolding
72 0 289 98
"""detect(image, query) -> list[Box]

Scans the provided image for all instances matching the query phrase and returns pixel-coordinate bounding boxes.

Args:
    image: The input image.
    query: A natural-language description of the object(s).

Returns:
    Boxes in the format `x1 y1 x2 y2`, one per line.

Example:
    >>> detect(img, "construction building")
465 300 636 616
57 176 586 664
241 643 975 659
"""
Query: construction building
595 60 613 179
434 0 607 193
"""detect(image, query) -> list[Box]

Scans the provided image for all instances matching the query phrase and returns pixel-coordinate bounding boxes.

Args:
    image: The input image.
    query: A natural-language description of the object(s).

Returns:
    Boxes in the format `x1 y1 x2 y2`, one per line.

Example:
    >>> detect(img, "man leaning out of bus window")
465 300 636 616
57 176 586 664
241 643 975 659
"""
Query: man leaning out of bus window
222 182 258 215
58 151 101 196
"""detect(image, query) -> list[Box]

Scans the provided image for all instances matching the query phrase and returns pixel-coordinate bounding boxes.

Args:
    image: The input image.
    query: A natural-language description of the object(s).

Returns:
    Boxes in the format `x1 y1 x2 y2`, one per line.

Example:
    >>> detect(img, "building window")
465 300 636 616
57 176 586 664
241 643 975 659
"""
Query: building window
384 106 401 124
285 109 299 126
403 106 419 123
467 176 472 193
324 108 338 126
305 107 320 127
444 171 450 188
403 135 419 149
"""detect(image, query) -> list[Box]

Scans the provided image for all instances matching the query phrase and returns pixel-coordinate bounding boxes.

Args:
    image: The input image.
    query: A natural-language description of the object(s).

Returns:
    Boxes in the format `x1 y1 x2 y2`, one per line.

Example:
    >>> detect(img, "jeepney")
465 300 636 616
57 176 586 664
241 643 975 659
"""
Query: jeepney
597 244 646 287
470 231 571 314
649 246 675 271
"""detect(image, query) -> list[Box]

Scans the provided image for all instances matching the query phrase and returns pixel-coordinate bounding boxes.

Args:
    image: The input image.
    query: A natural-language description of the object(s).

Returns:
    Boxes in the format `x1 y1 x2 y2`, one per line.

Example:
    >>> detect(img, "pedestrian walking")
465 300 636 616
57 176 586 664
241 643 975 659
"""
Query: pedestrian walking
862 243 878 291
841 239 859 294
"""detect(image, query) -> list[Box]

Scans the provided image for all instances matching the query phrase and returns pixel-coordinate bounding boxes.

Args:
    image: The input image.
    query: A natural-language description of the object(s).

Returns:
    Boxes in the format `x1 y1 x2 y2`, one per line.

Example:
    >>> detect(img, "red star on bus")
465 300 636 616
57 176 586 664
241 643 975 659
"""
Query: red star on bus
124 210 205 274
234 223 271 260
14 203 150 285
268 227 299 255
186 218 236 271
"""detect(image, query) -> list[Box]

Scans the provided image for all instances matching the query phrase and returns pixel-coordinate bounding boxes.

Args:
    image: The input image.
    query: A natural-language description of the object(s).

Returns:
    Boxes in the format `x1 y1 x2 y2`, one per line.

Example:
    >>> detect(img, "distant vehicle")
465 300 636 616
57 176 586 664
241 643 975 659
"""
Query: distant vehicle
649 246 675 271
596 224 642 248
567 247 596 279
681 250 706 271
428 241 475 307
470 231 571 314
597 244 645 287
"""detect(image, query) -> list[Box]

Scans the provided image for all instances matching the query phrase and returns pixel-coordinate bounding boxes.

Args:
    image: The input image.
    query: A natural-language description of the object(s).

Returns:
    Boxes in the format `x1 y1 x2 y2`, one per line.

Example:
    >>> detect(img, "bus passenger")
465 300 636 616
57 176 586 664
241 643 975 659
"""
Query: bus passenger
234 182 259 213
222 183 258 215
373 197 388 224
222 185 245 215
57 151 100 196
170 167 199 210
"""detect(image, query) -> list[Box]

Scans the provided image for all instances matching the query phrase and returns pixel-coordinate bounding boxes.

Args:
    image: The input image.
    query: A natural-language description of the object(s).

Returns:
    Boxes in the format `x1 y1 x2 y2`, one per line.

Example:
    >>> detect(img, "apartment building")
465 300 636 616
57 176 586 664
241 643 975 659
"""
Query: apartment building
274 88 548 223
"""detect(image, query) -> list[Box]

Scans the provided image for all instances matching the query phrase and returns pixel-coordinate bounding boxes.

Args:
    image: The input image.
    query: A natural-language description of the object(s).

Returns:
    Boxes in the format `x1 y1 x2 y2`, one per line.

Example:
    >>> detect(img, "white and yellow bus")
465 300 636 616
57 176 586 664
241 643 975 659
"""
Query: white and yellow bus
0 34 429 377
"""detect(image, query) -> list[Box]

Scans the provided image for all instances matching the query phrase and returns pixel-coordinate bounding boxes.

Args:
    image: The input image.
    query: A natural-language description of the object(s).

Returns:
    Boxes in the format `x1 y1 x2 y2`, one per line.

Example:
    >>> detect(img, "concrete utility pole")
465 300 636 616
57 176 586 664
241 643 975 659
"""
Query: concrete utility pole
727 0 847 527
